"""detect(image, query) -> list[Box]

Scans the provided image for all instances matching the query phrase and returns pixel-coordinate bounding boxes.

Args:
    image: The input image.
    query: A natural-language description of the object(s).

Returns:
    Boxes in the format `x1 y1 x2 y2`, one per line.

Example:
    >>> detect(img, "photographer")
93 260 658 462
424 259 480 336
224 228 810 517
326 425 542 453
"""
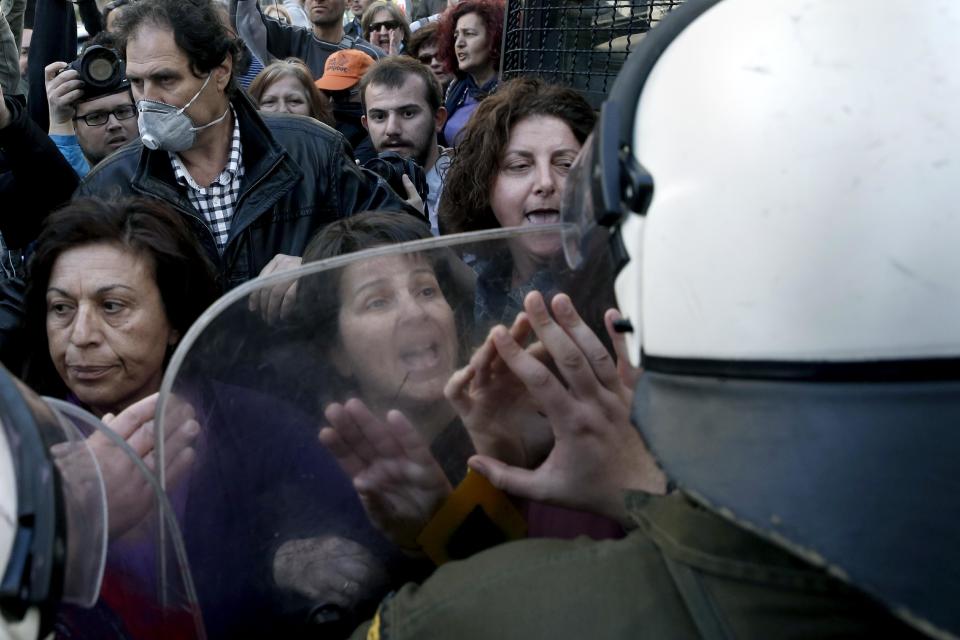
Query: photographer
44 38 138 177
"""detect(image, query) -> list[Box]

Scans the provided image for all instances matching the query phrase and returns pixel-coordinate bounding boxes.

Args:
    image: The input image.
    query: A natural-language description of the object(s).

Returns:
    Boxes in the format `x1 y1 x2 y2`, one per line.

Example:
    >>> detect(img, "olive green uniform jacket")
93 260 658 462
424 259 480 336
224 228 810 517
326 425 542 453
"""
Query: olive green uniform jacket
352 492 928 639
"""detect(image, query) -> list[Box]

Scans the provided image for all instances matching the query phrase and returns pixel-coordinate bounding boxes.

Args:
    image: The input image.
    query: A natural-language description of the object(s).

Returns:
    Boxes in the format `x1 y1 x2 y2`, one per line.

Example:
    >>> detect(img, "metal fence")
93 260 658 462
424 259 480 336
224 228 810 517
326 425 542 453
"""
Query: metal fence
500 0 685 107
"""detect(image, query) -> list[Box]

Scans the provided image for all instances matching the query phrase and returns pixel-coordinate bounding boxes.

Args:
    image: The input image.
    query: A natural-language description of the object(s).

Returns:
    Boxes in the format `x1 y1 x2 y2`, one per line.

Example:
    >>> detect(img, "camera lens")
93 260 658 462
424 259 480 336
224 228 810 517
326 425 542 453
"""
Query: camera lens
87 57 116 84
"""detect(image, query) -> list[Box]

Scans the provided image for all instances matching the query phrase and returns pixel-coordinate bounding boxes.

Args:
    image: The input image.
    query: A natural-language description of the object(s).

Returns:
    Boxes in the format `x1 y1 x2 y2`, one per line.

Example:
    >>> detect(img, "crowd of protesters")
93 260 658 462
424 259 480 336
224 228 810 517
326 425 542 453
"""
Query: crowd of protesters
0 0 652 637
1 1 953 640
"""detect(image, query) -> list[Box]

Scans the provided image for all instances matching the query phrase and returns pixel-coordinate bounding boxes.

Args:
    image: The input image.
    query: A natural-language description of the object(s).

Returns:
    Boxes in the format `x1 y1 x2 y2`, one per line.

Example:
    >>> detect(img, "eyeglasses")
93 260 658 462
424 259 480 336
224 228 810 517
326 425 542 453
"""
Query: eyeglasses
73 103 137 127
369 20 400 32
418 53 438 65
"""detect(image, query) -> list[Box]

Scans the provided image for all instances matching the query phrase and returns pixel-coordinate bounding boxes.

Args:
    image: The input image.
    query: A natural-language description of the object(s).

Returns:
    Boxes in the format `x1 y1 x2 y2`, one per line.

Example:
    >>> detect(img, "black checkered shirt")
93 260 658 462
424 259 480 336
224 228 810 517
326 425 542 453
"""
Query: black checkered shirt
170 109 244 254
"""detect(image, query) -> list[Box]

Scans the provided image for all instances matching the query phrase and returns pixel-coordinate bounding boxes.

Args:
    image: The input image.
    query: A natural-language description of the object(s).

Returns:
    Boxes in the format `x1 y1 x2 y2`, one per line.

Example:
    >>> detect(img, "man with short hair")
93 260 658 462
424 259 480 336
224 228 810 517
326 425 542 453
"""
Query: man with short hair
43 60 138 176
344 0 370 38
232 0 382 81
77 0 415 289
360 56 447 234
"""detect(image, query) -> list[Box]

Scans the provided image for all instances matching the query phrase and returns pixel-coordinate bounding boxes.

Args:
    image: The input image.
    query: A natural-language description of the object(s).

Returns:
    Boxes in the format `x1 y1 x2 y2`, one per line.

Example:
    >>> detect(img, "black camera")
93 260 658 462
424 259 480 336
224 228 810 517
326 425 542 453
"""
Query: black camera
64 45 128 101
363 151 429 209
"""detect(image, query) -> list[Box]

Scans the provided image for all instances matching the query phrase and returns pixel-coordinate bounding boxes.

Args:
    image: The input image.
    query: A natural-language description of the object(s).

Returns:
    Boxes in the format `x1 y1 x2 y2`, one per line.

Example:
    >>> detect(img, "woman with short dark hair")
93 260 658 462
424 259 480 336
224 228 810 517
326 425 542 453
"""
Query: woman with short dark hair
24 196 219 416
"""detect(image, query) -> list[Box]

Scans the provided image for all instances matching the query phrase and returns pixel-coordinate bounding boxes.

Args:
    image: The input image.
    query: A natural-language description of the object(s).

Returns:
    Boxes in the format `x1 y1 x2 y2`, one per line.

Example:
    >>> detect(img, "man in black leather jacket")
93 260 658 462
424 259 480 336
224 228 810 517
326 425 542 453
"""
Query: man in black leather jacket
77 0 418 289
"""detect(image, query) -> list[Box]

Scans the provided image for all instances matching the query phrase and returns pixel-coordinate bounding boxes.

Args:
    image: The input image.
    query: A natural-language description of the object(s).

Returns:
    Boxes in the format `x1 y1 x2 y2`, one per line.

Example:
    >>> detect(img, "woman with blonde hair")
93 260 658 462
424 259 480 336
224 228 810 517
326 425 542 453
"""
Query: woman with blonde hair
248 57 335 125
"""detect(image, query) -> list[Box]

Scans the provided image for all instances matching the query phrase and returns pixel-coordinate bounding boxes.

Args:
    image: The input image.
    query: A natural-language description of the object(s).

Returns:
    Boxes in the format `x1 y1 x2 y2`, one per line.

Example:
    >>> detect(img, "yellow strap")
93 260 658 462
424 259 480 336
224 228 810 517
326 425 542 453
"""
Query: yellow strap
416 468 527 565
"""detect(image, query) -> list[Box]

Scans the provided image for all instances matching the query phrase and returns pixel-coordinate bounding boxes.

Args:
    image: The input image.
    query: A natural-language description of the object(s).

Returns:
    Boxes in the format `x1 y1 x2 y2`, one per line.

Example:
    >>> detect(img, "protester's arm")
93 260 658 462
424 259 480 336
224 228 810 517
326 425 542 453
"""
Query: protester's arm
467 292 668 527
0 88 80 247
233 0 303 64
49 133 90 177
282 0 310 28
0 236 26 371
27 0 78 131
0 0 19 95
76 0 102 38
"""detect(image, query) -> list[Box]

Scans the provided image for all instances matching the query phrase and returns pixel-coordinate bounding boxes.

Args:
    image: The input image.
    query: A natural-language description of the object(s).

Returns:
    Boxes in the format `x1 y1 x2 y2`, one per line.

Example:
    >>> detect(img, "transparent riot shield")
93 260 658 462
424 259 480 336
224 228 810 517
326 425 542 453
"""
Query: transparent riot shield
155 225 618 639
0 368 204 639
42 398 205 640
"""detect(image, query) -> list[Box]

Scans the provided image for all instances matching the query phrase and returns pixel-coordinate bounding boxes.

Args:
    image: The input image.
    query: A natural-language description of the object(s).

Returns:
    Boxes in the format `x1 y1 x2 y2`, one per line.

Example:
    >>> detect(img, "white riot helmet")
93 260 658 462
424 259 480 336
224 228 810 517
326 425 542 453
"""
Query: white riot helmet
562 0 960 637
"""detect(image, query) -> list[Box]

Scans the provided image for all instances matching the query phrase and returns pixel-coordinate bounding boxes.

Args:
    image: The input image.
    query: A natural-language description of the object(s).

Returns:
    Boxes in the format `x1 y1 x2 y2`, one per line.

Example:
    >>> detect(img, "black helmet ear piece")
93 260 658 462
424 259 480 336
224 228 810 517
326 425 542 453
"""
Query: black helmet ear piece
594 101 654 230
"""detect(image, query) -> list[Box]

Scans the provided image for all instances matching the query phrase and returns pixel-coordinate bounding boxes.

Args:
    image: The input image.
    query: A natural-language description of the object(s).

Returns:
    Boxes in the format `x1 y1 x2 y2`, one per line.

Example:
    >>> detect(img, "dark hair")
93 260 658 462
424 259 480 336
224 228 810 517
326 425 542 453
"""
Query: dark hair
359 55 443 115
361 1 412 48
406 21 440 60
23 197 220 398
439 77 596 234
248 58 335 125
436 0 505 78
113 0 242 90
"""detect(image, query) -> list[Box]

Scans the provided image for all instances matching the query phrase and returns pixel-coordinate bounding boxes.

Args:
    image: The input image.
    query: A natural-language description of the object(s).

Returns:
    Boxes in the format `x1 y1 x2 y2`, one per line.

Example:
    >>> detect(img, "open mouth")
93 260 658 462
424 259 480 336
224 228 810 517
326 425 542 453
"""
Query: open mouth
524 209 560 225
399 343 441 373
107 136 128 147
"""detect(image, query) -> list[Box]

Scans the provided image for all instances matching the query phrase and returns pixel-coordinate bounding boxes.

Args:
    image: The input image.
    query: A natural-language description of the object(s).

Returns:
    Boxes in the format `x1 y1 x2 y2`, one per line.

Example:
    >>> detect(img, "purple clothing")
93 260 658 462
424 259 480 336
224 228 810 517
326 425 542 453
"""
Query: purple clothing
442 92 480 147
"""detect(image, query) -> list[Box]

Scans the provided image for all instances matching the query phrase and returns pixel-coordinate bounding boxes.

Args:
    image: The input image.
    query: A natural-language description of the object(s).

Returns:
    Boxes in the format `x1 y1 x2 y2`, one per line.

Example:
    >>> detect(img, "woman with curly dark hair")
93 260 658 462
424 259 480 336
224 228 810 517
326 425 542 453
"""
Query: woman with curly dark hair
435 0 505 145
439 76 596 326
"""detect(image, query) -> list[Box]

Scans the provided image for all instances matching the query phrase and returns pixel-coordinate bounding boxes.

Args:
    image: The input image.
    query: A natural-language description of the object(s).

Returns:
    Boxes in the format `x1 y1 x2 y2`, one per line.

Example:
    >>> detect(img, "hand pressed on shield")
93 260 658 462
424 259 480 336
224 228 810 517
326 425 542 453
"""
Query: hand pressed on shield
445 313 553 469
248 252 302 324
320 398 452 551
95 393 200 538
273 535 388 612
467 292 667 526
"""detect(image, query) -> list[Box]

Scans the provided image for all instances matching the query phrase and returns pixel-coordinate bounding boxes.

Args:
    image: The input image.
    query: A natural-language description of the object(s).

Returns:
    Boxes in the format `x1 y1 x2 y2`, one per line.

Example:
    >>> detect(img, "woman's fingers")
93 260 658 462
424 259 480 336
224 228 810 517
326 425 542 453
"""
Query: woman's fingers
319 426 366 479
443 363 475 410
521 292 602 397
344 399 403 459
490 325 570 418
105 394 159 459
604 308 642 390
385 410 433 466
323 401 377 469
550 294 622 394
467 455 545 503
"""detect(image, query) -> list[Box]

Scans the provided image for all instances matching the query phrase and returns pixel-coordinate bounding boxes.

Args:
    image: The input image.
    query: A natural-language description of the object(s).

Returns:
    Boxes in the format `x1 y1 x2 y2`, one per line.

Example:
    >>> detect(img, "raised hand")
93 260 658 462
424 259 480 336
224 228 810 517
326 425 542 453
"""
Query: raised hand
247 252 302 324
445 312 553 468
320 398 452 551
468 292 667 526
44 61 83 133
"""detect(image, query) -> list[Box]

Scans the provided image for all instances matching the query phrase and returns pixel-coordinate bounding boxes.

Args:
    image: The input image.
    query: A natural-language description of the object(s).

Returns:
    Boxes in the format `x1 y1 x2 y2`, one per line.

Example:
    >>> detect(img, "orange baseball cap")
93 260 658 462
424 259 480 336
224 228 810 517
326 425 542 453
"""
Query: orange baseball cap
314 49 376 91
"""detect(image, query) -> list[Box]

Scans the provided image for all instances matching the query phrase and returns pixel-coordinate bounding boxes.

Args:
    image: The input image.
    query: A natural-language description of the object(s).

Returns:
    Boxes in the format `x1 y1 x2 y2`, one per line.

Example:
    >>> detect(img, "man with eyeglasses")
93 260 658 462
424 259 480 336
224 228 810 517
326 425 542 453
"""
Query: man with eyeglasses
43 57 139 177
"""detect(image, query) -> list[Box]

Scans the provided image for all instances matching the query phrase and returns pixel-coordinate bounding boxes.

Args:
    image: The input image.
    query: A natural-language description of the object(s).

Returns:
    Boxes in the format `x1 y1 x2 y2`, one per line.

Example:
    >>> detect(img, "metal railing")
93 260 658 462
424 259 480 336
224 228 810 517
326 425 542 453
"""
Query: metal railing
500 0 684 107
